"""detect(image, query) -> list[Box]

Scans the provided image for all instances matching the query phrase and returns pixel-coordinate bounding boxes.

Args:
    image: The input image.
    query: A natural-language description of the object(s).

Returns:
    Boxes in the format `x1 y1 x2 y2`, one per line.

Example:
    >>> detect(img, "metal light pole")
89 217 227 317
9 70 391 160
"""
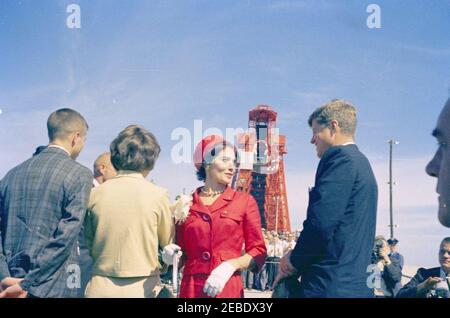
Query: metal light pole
388 139 399 239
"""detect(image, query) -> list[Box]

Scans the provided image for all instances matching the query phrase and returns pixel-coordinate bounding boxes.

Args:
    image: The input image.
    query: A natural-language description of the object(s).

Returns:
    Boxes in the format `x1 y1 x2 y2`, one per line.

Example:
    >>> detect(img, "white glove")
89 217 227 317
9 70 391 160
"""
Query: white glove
203 261 236 297
162 244 182 265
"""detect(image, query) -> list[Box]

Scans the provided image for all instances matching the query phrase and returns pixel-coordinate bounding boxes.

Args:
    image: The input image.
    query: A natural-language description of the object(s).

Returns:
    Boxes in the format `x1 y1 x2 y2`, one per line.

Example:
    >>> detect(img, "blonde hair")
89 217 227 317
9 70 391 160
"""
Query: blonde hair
308 99 357 136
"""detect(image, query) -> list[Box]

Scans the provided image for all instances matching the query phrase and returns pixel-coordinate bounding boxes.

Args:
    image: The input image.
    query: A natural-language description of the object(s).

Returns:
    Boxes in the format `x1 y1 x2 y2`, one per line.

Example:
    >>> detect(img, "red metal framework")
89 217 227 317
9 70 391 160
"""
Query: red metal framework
234 105 291 233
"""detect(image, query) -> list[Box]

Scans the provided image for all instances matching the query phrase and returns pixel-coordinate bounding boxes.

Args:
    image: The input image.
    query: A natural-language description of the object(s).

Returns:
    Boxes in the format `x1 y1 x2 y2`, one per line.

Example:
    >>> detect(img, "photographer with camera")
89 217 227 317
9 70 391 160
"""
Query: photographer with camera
387 238 404 296
370 236 402 298
397 237 450 298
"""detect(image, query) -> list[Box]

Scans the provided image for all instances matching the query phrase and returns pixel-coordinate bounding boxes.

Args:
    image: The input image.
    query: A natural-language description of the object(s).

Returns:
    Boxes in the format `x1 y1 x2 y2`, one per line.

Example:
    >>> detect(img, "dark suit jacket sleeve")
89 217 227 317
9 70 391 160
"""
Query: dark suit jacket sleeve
290 149 356 274
398 254 404 268
396 268 428 298
19 168 93 294
383 258 402 287
0 179 11 281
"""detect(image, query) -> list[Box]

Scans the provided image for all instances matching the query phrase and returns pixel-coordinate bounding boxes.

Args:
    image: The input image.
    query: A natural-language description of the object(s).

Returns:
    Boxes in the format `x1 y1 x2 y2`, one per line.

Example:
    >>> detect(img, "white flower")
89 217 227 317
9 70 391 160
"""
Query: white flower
170 193 192 224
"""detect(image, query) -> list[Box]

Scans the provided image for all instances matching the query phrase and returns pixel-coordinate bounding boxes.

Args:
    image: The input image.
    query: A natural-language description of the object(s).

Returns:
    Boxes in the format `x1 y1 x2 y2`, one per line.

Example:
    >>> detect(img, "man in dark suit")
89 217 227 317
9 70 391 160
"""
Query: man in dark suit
0 108 93 298
397 237 450 298
274 99 378 297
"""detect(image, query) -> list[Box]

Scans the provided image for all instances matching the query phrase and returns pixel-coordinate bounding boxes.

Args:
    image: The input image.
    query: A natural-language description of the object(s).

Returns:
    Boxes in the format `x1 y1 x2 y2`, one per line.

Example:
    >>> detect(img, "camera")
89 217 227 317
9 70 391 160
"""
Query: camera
428 280 450 298
371 238 385 263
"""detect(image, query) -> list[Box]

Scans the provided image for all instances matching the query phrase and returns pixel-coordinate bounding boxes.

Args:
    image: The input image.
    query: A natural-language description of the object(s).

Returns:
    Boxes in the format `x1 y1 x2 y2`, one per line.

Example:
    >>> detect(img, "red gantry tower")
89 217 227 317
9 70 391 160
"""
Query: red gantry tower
233 105 291 233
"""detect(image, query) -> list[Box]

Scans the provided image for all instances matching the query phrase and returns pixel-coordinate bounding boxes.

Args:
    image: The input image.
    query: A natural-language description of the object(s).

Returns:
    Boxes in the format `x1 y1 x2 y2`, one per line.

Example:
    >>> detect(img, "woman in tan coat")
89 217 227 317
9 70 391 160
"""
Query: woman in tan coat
84 125 173 298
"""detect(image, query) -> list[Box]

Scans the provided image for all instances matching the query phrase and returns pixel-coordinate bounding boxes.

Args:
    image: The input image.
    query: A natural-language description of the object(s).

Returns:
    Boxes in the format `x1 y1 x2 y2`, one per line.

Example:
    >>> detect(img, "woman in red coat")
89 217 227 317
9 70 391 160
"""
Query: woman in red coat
165 135 266 298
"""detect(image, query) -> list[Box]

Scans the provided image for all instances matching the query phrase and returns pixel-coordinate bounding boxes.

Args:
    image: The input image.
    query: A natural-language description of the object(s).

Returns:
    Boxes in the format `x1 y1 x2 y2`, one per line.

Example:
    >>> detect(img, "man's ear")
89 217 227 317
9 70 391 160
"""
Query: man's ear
71 132 79 147
98 164 106 175
329 120 339 133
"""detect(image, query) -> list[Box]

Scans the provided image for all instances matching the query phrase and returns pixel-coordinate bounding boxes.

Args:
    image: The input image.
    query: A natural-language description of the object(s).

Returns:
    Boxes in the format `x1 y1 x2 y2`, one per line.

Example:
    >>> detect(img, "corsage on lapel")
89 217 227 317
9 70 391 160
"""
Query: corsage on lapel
170 193 193 224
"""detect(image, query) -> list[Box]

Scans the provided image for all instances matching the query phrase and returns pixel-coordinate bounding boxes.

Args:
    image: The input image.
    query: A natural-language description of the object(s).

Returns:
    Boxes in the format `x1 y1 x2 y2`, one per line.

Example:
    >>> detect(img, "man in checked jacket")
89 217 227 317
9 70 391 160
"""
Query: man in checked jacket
0 108 93 298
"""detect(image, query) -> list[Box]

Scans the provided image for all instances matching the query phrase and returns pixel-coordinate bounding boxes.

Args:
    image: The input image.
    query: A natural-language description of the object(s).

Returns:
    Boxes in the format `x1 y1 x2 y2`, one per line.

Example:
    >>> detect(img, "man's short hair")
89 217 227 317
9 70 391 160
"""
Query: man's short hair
47 108 88 141
110 125 161 173
441 237 450 245
308 99 357 136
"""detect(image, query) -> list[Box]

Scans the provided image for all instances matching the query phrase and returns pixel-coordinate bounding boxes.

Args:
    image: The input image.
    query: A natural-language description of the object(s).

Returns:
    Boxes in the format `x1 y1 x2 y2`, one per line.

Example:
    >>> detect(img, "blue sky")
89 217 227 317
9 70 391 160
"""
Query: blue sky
0 0 449 268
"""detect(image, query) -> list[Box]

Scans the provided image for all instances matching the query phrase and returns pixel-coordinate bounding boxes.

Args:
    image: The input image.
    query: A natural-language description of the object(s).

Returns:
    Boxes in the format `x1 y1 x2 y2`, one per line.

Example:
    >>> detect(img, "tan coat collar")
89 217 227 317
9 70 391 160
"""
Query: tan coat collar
115 170 145 179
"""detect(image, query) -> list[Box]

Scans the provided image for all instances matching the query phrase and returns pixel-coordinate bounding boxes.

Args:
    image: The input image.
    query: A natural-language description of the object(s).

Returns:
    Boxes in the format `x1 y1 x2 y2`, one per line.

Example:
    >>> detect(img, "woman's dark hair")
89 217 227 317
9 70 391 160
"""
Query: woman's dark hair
110 125 161 172
196 164 207 182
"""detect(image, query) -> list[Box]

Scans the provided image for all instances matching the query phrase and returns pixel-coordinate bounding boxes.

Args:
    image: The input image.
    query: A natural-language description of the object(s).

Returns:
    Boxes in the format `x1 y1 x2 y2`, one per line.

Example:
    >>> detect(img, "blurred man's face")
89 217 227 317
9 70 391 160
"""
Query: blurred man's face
389 244 397 254
94 152 117 183
310 119 333 158
439 241 450 274
426 100 450 227
99 155 117 182
103 163 117 181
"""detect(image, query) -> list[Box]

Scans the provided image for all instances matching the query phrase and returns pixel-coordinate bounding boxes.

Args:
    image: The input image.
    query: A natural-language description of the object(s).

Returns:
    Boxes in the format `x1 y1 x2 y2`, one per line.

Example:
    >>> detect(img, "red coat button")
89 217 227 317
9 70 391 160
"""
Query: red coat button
202 251 211 260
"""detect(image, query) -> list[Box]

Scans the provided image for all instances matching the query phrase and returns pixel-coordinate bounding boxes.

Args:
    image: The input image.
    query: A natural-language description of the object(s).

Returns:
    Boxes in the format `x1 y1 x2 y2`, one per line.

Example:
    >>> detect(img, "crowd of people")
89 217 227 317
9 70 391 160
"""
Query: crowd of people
367 235 450 298
0 97 449 298
241 230 298 292
241 232 450 299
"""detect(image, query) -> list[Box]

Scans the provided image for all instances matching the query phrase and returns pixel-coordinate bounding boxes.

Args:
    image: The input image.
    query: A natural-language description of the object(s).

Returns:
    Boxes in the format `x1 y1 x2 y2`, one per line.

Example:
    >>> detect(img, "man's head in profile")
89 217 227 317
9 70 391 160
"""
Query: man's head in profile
426 98 450 228
308 99 356 159
93 152 117 184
